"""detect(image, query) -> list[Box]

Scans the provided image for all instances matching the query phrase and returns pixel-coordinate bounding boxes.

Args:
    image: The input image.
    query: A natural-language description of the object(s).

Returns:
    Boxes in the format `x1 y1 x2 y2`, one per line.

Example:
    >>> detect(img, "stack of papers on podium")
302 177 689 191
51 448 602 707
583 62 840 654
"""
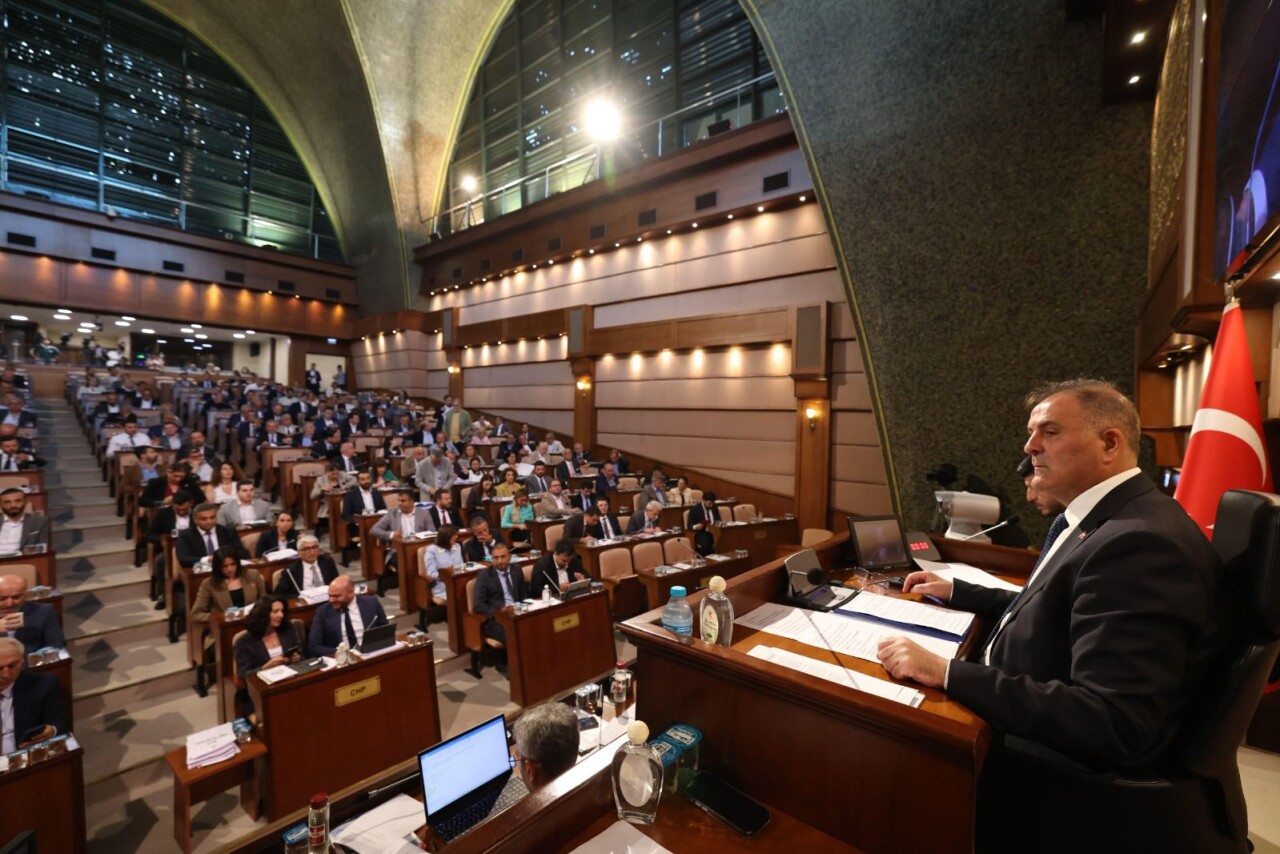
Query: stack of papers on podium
569 821 673 854
297 585 331 605
257 663 299 685
748 645 924 707
264 547 298 561
331 793 424 854
735 602 960 663
186 722 238 769
914 558 1023 593
704 553 731 562
835 592 974 640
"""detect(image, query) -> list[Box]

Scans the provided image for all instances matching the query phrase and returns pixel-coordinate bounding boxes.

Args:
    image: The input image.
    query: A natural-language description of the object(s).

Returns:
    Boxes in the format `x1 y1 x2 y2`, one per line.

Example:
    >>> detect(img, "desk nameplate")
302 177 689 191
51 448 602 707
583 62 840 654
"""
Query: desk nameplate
334 676 381 707
553 613 581 632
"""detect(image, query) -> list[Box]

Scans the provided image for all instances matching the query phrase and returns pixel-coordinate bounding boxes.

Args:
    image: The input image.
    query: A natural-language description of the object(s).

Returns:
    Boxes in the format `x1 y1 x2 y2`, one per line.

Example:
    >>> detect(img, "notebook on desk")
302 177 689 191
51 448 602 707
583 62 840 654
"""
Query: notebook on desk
419 714 529 843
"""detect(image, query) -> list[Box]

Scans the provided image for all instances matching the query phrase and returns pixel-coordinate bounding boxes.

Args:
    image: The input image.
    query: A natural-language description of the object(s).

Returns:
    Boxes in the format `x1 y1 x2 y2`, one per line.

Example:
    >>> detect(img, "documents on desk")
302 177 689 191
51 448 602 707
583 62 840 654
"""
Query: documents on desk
186 722 239 768
835 593 974 639
735 602 960 663
331 793 424 854
297 585 331 605
263 547 298 561
704 553 731 562
749 645 924 707
569 820 674 854
914 558 1024 593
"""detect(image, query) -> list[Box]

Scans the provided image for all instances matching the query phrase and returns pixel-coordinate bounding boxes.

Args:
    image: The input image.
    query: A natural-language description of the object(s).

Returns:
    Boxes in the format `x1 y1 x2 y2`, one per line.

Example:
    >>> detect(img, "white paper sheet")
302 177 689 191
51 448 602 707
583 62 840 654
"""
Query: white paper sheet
914 559 1024 593
734 602 960 663
568 820 674 854
836 593 974 638
331 793 424 854
748 645 924 707
256 664 298 685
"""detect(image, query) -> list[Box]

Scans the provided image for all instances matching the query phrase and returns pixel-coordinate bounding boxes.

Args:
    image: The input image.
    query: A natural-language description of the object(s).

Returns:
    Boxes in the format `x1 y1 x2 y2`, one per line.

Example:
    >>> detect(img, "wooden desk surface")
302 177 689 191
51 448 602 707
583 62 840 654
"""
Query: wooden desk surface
710 518 800 568
248 638 442 821
495 590 615 706
575 530 681 580
635 554 753 607
618 530 992 852
0 737 86 854
0 549 56 587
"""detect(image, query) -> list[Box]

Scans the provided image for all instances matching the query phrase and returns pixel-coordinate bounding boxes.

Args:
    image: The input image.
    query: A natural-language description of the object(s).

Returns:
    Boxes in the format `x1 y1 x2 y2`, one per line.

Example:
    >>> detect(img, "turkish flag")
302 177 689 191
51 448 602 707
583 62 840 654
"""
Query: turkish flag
1175 300 1273 539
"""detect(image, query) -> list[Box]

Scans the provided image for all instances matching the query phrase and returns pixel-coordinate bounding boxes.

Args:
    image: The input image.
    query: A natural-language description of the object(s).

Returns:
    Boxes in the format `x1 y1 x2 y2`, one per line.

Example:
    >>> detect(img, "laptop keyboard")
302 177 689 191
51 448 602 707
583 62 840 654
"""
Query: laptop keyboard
433 778 529 842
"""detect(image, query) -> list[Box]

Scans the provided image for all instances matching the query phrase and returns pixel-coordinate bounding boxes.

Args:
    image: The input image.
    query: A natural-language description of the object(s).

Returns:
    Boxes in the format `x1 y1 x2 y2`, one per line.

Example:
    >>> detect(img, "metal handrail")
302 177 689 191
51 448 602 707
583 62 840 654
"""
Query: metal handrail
430 70 779 237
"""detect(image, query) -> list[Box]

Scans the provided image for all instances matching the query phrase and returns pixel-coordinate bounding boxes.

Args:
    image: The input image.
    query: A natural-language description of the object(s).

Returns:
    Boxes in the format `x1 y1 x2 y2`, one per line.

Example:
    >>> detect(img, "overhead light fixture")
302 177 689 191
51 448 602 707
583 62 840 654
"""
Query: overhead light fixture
195 333 208 339
115 320 130 327
1128 75 1141 85
9 315 28 322
666 229 672 234
141 328 156 334
245 330 255 335
233 333 245 339
589 249 595 254
191 324 202 329
757 206 765 213
615 242 621 248
183 337 195 343
58 308 72 314
727 214 734 220
799 195 807 202
460 175 479 194
1270 271 1280 281
692 222 698 228
1131 31 1147 45
157 339 168 344
582 97 622 142
180 327 194 333
122 315 135 321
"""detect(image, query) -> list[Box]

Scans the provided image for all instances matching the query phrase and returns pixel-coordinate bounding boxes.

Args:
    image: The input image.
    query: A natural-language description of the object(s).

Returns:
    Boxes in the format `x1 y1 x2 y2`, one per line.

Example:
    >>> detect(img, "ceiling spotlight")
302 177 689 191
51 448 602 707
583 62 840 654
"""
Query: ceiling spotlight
757 206 765 213
799 195 807 202
115 320 131 327
692 222 698 228
141 328 156 334
122 315 135 321
58 308 72 314
191 324 202 329
582 97 622 142
727 214 733 220
1128 75 1141 85
245 330 255 335
180 327 194 333
615 242 621 248
183 338 195 343
1131 31 1147 45
666 229 672 234
1271 271 1280 281
233 333 245 339
195 333 208 339
460 175 479 194
9 315 28 322
157 339 167 344
589 249 595 254
636 237 642 242
548 260 554 265
532 264 538 269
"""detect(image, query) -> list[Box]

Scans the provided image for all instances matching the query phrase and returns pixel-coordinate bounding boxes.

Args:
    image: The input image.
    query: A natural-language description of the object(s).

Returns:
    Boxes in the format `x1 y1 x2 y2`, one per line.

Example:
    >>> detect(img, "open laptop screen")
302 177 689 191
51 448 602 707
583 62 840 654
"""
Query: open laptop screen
848 515 912 571
420 715 511 817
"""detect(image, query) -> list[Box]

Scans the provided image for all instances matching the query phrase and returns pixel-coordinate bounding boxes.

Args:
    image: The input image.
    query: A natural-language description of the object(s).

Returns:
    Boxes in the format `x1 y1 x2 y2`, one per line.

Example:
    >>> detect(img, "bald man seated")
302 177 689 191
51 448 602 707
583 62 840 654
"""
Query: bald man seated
0 636 68 753
0 574 65 653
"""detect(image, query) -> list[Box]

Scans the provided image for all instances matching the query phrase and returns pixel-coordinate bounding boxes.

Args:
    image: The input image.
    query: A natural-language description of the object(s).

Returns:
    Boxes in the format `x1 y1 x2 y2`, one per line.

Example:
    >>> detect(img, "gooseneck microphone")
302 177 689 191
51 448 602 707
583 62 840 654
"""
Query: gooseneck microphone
960 515 1019 541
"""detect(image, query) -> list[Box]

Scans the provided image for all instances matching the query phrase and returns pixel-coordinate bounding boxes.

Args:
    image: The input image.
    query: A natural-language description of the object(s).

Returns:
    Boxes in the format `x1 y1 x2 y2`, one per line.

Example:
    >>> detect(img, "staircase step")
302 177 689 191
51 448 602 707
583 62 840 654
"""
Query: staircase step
53 524 132 553
48 501 121 525
59 555 150 592
65 598 170 644
47 486 114 504
63 573 151 609
71 624 189 699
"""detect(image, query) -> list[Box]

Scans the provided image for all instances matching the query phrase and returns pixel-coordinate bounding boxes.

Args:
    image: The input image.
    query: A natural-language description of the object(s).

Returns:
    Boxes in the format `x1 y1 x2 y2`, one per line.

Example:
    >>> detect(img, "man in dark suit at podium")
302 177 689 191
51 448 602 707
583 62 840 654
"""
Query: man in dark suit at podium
880 380 1227 773
307 576 387 656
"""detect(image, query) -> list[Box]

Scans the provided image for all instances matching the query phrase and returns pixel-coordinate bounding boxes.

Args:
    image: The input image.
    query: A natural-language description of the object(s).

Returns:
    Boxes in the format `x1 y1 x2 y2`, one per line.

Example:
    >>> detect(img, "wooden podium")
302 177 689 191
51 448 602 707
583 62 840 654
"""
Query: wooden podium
0 737 86 853
494 590 615 705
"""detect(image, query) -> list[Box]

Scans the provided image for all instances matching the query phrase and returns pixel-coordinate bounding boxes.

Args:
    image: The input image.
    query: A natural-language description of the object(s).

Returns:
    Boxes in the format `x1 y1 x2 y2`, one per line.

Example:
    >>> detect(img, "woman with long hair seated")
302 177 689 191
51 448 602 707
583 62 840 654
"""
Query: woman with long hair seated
467 474 497 515
255 510 299 557
501 491 535 547
211 462 242 504
233 595 302 717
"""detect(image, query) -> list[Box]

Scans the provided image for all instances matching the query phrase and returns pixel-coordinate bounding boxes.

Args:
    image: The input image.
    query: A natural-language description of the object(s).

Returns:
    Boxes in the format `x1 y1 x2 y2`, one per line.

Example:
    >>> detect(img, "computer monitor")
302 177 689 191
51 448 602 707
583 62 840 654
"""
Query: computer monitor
847 515 913 572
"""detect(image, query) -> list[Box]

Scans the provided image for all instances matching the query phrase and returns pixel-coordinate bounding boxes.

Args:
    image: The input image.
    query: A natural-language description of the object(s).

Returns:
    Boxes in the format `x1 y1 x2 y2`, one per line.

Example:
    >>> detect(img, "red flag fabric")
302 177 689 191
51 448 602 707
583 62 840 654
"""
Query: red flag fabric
1174 300 1273 538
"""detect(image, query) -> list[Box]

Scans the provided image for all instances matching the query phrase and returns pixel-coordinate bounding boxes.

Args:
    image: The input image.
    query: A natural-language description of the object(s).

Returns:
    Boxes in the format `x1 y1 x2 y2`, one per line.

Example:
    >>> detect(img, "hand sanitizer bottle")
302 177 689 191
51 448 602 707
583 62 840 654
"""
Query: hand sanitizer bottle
612 720 663 824
699 576 734 646
335 640 349 667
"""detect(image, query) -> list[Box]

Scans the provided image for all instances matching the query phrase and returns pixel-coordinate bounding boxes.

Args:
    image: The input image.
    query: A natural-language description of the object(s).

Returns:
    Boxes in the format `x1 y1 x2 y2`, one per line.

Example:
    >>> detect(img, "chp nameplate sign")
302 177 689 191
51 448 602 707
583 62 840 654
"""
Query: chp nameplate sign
553 613 581 633
335 676 381 707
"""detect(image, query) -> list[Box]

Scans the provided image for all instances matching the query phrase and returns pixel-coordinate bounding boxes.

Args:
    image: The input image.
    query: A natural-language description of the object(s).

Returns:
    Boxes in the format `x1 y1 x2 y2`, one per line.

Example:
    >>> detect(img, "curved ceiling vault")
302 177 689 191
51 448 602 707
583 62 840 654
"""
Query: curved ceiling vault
145 0 509 315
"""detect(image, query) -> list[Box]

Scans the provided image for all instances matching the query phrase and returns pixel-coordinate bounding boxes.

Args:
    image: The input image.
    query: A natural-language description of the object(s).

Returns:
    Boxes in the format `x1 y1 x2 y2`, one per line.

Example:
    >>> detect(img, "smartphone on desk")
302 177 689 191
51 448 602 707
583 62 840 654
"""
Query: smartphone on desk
681 771 770 836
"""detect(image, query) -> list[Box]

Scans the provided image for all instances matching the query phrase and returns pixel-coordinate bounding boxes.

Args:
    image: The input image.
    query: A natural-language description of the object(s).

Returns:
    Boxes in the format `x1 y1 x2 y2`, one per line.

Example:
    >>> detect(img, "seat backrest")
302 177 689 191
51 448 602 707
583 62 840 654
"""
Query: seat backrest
0 473 33 490
632 492 647 514
202 484 216 503
460 486 473 509
618 476 639 490
291 461 327 483
717 506 733 523
522 563 534 584
688 489 703 505
241 531 262 555
231 630 249 677
732 504 757 523
598 549 634 580
544 523 564 551
1173 490 1280 837
664 537 695 563
802 528 835 547
272 567 286 589
6 563 37 587
631 542 664 572
466 578 478 614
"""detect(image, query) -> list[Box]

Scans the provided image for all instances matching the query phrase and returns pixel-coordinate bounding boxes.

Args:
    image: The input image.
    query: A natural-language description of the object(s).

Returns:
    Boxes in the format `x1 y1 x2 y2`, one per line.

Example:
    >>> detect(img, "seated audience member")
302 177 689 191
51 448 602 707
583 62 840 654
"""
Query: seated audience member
184 447 213 483
383 434 407 458
459 457 485 484
210 462 242 504
0 636 68 752
877 379 1228 777
121 446 163 494
182 430 219 467
668 476 694 505
497 450 522 473
529 539 589 599
0 487 49 552
570 483 596 513
472 542 523 647
0 433 45 470
371 491 435 571
564 507 600 544
256 511 299 557
0 573 65 652
641 472 668 506
524 462 552 496
140 461 200 508
469 426 492 446
423 524 463 603
341 470 386 524
176 503 248 570
217 482 272 528
311 465 357 538
501 492 534 546
535 479 576 517
545 433 564 455
593 497 624 540
466 474 498 516
1 394 36 428
512 703 579 791
495 467 524 498
147 490 197 608
594 462 619 494
191 547 267 627
463 517 507 563
274 536 338 596
607 448 630 473
156 418 186 451
307 576 388 656
334 442 363 475
429 489 459 529
686 491 719 556
373 459 402 485
626 501 663 534
233 595 302 715
105 416 151 458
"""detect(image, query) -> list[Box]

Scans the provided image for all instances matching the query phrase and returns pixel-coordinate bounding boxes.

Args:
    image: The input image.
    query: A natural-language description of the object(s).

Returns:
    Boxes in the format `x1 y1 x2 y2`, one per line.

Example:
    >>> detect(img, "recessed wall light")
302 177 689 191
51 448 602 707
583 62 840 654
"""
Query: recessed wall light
180 327 194 333
757 205 765 213
194 333 208 339
1128 75 1141 85
1131 31 1147 44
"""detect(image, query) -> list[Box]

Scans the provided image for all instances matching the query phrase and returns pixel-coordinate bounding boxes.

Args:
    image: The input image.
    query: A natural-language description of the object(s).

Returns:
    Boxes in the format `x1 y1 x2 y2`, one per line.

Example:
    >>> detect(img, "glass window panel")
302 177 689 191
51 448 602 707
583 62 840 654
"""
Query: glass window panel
760 83 787 116
679 18 754 75
563 21 610 68
484 49 518 90
485 79 518 119
677 0 743 40
617 0 669 40
521 23 558 66
486 132 520 171
523 87 562 123
519 0 555 33
563 0 609 37
485 106 519 143
522 49 561 94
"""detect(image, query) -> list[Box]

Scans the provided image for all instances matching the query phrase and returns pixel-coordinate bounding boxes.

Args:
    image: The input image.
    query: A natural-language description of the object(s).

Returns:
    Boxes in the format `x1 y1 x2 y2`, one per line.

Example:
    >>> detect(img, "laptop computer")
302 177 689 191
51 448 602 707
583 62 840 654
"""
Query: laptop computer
784 548 856 611
419 715 529 843
359 621 396 655
847 515 916 574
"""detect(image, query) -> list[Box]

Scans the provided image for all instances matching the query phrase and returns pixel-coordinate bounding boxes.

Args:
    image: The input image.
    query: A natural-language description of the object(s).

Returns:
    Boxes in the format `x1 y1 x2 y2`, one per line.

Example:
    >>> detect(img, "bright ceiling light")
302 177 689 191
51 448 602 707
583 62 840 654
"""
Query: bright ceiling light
180 327 194 334
245 330 255 335
114 320 131 327
233 333 245 339
1128 75 1141 85
121 315 135 321
141 328 156 334
183 338 194 343
582 97 622 142
460 175 479 194
194 333 208 339
191 324 202 329
157 339 168 344
9 315 28 321
1131 31 1146 45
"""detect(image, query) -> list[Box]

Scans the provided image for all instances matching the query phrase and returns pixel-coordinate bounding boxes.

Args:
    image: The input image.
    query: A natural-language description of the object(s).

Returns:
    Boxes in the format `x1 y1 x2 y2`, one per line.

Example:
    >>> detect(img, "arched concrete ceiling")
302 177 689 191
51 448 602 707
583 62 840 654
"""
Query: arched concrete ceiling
146 0 510 315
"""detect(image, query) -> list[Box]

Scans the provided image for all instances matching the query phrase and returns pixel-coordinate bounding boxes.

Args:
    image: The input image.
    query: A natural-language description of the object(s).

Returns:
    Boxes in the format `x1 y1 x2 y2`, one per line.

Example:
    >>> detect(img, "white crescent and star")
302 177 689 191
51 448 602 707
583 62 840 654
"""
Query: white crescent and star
1186 407 1269 486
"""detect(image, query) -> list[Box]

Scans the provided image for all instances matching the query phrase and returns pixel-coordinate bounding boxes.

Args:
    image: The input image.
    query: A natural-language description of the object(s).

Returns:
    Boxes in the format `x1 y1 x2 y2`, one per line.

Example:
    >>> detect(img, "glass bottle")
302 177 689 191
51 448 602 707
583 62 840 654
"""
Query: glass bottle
307 791 329 853
612 721 663 824
699 576 734 647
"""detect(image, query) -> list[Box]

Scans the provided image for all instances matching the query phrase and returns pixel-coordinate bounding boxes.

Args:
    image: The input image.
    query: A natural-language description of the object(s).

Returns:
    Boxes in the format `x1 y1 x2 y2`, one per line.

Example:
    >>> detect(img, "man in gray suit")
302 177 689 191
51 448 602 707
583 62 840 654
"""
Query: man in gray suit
0 488 47 553
370 491 436 584
216 483 274 528
415 446 455 500
0 573 65 652
640 472 669 507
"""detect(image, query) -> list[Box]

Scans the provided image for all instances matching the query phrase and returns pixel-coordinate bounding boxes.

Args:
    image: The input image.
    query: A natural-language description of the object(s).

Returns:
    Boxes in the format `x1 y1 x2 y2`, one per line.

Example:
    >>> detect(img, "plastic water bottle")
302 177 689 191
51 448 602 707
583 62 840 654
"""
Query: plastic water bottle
661 586 693 637
699 576 734 647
